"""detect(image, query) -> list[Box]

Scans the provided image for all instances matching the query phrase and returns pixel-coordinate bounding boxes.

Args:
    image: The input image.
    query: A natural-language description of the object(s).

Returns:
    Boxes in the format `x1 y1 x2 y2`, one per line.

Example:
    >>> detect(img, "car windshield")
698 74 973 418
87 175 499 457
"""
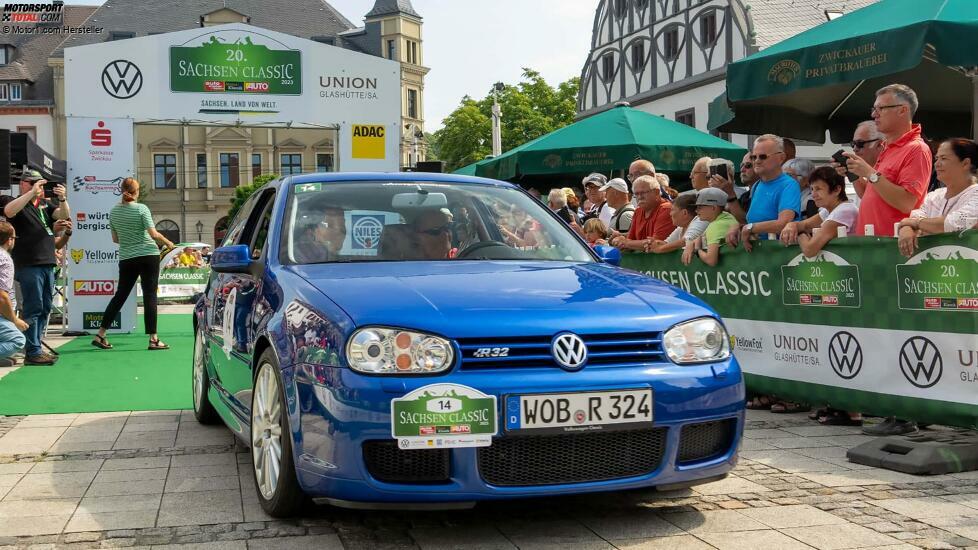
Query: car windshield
282 180 594 264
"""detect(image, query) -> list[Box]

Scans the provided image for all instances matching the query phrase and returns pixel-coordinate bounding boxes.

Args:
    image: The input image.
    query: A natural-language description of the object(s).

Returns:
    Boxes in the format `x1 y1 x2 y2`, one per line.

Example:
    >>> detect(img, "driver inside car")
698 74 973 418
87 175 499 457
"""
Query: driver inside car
411 208 455 260
295 206 347 263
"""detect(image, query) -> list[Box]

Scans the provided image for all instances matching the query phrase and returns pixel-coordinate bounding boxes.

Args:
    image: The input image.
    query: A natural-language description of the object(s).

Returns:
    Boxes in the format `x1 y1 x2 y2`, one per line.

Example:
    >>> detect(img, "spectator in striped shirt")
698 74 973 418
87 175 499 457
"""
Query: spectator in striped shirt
92 178 175 351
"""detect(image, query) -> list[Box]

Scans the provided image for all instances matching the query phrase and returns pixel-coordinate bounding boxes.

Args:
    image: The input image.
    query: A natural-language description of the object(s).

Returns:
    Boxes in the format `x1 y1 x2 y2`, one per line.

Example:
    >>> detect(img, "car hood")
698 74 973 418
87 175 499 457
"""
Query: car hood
288 261 714 338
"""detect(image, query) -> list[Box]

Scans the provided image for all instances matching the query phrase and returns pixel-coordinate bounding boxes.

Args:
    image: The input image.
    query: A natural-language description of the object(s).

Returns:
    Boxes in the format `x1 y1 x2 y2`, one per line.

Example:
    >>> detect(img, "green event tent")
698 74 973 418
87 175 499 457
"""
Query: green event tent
475 104 745 181
708 0 978 143
452 161 480 175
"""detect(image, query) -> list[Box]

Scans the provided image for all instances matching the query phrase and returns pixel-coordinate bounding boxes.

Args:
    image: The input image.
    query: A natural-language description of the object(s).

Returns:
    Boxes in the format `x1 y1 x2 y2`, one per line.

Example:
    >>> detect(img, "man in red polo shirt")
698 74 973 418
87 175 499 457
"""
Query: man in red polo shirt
843 84 931 237
611 175 674 251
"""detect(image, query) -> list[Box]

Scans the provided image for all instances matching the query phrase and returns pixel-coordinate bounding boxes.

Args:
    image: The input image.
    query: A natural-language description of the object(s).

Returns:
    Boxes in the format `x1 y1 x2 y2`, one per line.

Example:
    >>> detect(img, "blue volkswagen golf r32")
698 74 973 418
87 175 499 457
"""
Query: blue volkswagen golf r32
193 172 745 516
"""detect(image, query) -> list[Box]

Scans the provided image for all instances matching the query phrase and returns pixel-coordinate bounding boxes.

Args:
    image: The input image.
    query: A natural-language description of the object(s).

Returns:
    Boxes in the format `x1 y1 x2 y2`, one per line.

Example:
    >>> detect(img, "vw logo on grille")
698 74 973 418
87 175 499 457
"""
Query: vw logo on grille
828 331 862 380
101 59 143 99
552 332 587 371
899 336 942 389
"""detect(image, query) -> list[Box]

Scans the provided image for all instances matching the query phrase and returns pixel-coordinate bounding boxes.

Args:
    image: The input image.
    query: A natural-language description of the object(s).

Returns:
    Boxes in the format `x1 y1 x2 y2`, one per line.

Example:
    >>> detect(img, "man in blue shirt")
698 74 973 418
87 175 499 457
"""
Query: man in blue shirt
726 134 800 251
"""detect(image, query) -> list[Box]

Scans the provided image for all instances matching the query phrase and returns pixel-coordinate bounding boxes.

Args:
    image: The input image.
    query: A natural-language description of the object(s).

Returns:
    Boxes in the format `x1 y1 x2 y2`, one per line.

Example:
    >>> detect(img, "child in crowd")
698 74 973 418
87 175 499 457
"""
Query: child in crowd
688 188 738 266
582 218 608 247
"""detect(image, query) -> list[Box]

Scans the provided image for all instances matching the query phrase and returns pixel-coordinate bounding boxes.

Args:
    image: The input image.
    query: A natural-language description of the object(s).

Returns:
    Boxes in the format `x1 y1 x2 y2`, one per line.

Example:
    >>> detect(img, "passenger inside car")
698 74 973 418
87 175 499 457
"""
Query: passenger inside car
412 208 454 259
294 206 347 263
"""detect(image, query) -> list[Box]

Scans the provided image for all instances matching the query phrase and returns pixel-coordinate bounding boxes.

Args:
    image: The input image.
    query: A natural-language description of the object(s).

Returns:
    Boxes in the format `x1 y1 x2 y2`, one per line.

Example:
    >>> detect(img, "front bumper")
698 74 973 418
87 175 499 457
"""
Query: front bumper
287 359 745 503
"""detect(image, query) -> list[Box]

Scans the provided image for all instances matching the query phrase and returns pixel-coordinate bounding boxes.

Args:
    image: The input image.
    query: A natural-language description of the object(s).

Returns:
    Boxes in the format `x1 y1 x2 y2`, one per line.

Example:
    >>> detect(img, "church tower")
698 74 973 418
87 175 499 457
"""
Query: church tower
364 0 428 168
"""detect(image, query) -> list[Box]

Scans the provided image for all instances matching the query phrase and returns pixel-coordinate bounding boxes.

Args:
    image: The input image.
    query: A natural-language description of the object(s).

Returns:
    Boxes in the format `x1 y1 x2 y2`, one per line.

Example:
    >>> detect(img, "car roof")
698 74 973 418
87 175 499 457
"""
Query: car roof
283 172 517 189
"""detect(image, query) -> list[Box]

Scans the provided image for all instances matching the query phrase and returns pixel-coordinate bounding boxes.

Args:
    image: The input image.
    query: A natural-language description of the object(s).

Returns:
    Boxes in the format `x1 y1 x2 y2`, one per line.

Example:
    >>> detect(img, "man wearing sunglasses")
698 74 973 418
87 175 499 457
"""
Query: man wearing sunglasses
842 121 884 202
412 209 454 260
726 134 800 251
842 84 930 237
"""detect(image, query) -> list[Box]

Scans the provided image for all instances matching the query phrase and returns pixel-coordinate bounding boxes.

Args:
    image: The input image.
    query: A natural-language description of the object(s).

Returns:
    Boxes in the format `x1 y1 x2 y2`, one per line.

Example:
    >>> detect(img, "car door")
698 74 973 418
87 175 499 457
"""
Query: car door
212 189 277 413
207 190 268 412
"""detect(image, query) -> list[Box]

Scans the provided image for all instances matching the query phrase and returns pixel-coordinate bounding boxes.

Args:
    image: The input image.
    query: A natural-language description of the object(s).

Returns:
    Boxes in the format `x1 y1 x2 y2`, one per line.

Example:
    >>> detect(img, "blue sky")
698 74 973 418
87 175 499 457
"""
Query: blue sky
70 0 597 130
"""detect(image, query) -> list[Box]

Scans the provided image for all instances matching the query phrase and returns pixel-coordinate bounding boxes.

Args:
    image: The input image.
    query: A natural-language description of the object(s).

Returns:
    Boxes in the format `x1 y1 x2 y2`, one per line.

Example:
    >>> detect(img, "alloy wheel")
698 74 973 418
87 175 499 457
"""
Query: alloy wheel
252 364 283 500
192 331 205 413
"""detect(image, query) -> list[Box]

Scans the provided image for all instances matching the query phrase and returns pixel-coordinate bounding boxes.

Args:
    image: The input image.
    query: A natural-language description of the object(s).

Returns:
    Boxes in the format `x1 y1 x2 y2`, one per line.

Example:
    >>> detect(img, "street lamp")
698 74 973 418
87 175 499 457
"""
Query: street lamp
196 220 204 242
491 82 504 157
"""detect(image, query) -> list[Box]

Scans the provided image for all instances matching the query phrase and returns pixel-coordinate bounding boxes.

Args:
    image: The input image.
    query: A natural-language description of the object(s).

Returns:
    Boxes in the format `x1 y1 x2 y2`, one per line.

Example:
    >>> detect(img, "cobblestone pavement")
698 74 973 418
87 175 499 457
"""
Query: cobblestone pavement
0 409 976 549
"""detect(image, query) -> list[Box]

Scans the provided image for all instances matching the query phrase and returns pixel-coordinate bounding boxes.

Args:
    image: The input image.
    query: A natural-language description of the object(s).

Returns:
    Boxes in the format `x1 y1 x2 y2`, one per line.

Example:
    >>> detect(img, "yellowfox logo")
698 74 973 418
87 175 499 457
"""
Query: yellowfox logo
70 249 84 264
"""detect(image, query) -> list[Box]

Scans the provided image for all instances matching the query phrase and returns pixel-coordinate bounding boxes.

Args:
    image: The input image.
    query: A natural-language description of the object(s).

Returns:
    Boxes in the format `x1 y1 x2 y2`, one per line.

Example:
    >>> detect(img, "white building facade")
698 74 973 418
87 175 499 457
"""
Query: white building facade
578 0 876 159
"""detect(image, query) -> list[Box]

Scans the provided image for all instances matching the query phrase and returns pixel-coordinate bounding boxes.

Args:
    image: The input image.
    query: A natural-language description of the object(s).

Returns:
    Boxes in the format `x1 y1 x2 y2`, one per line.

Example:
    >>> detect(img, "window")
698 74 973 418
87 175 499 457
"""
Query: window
406 40 418 64
710 129 731 141
316 153 334 173
213 216 230 244
407 89 418 119
630 42 645 70
281 153 302 176
196 153 207 188
0 47 6 65
109 31 135 41
615 0 627 18
675 108 695 128
9 83 20 101
252 153 262 178
220 153 240 188
153 154 177 189
0 84 7 101
700 11 717 45
636 0 649 10
601 53 616 82
156 219 180 244
387 39 396 60
664 27 680 60
16 126 35 141
249 197 275 259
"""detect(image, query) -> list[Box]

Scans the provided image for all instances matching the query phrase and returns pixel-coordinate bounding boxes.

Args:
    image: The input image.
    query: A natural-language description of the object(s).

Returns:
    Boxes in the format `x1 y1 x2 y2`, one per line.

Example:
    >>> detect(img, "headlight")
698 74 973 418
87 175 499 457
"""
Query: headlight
346 327 454 374
663 317 730 364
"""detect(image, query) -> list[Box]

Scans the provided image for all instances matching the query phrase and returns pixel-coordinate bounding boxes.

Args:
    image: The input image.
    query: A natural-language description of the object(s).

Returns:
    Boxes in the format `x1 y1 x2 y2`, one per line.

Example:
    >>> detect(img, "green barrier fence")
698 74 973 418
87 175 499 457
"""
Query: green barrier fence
621 231 978 429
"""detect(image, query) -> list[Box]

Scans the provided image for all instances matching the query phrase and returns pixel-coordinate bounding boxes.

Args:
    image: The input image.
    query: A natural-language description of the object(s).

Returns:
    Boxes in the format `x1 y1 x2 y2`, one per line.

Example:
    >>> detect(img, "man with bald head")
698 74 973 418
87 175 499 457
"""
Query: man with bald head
628 159 655 182
610 175 675 251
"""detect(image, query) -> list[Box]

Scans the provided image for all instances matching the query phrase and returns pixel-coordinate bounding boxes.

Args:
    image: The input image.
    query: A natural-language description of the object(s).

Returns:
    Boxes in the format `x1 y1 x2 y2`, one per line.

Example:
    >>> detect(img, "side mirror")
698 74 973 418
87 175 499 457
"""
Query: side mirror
593 244 621 266
211 244 252 273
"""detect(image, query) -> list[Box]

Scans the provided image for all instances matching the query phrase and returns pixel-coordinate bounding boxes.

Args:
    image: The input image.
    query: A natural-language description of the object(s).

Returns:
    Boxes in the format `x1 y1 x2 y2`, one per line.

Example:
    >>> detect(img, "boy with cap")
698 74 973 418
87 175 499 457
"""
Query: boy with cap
687 188 738 267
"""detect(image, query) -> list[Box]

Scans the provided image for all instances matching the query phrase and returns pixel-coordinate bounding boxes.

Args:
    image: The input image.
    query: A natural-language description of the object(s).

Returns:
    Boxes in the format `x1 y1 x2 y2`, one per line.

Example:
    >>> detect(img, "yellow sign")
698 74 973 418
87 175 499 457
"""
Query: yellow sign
351 124 386 159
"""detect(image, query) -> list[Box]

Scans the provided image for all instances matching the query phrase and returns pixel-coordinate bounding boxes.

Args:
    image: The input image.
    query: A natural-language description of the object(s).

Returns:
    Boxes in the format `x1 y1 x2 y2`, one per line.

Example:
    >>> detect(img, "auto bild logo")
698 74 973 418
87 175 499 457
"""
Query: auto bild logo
102 60 143 99
828 331 862 379
768 59 801 85
781 251 861 307
1 3 63 24
69 248 119 265
896 245 978 311
73 280 117 296
899 336 943 389
551 332 587 371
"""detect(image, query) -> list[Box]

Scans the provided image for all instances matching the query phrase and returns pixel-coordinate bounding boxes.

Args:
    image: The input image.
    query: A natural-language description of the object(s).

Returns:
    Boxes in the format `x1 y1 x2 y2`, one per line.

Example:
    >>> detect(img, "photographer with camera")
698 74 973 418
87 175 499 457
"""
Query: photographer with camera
0 169 69 366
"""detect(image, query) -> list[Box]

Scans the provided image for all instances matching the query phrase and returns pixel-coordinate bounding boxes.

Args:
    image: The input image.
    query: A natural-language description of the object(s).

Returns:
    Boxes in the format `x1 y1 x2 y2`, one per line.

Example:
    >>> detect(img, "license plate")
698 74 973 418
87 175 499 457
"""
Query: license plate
505 389 652 433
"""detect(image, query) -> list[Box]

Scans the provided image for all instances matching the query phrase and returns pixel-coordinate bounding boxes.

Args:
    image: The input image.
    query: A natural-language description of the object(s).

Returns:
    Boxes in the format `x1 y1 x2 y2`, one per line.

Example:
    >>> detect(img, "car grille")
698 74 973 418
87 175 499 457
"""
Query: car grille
478 427 668 486
362 440 450 484
457 332 664 370
678 419 737 463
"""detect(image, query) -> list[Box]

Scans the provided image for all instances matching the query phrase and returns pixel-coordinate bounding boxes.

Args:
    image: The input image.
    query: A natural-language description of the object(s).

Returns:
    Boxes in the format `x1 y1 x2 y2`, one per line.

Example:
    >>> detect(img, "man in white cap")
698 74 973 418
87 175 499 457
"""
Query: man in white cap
581 173 616 227
602 178 633 237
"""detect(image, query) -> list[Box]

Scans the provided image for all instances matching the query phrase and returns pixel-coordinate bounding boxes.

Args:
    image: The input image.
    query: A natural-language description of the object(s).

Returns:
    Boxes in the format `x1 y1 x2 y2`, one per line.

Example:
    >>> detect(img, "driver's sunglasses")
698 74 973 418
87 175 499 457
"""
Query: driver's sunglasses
418 223 453 236
851 139 880 150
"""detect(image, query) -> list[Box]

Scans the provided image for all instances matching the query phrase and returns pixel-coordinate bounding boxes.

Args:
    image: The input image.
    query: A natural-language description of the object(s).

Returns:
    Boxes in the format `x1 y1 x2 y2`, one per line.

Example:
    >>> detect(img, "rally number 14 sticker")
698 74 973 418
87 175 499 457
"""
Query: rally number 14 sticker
391 384 497 449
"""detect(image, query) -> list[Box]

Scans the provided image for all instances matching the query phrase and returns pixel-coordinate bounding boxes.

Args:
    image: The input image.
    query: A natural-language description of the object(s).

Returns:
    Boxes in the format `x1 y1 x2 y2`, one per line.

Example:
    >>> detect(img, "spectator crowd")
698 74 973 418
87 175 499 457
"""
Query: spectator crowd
539 83 978 433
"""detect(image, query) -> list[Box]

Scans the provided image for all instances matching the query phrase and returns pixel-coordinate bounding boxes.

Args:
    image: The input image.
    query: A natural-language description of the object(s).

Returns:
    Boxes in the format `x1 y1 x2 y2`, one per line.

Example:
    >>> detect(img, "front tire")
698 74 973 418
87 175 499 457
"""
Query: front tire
192 326 219 425
251 351 304 517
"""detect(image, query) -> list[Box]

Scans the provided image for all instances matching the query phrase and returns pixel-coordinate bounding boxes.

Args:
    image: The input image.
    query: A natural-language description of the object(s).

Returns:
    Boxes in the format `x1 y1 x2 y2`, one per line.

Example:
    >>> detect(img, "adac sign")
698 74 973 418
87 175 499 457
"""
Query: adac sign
170 33 301 95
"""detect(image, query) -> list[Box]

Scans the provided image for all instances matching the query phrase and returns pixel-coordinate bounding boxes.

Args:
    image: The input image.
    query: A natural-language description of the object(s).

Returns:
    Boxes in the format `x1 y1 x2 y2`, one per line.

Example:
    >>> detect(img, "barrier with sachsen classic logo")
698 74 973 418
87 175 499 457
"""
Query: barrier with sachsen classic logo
621 232 978 429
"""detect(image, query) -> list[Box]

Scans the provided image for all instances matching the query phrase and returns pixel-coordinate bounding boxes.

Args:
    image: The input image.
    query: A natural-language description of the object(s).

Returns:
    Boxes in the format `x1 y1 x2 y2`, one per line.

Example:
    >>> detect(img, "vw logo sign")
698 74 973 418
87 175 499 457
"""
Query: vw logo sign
899 336 943 389
552 332 587 371
101 60 143 99
828 331 862 380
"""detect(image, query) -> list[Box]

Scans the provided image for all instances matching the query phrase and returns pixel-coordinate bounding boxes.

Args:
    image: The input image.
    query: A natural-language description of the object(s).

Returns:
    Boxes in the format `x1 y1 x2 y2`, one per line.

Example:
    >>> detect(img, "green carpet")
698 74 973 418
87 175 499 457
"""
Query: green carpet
0 314 195 415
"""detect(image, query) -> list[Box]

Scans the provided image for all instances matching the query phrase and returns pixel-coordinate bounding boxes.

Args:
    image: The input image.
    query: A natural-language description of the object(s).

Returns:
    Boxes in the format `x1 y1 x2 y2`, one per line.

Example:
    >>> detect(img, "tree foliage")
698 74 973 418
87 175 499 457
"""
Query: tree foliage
228 173 279 222
431 69 580 173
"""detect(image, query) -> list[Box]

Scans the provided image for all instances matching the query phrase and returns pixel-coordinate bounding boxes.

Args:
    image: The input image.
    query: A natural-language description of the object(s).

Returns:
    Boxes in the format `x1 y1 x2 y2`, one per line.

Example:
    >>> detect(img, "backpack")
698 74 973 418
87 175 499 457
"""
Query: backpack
610 203 635 233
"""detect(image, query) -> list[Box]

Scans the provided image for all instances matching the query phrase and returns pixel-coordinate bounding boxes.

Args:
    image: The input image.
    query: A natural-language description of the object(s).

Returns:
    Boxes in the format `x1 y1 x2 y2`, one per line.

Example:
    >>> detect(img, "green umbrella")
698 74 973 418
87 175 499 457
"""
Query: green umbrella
475 104 746 181
710 0 978 143
452 161 480 176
